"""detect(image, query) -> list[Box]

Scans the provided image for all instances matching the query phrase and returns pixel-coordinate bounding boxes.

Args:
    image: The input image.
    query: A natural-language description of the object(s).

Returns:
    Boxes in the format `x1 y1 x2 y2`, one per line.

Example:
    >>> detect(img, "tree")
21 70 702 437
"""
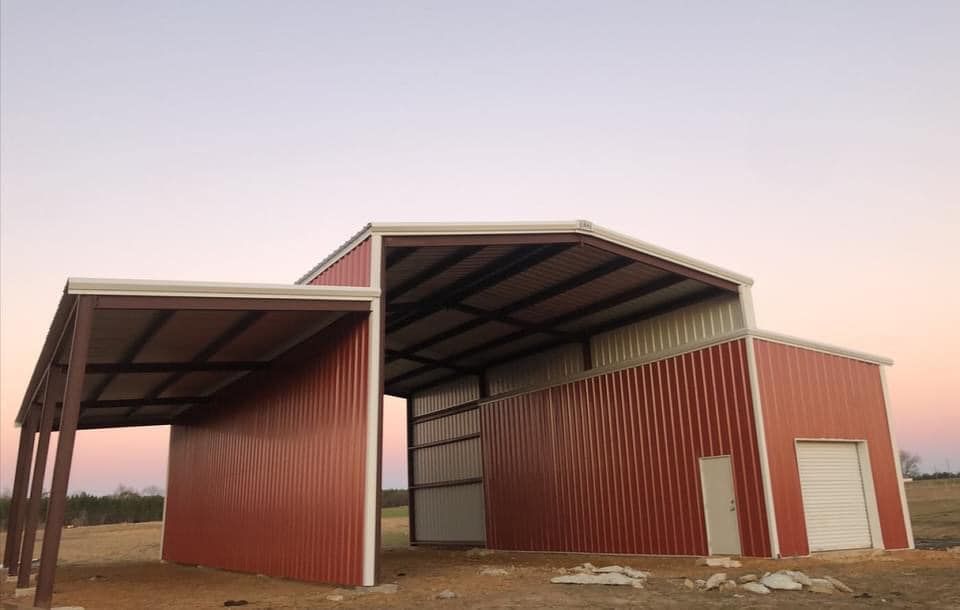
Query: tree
899 450 921 478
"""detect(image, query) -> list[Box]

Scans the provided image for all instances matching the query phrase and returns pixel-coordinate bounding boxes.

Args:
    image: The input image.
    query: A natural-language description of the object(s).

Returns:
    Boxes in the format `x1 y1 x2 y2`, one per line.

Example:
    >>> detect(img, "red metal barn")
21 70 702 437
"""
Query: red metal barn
6 221 912 608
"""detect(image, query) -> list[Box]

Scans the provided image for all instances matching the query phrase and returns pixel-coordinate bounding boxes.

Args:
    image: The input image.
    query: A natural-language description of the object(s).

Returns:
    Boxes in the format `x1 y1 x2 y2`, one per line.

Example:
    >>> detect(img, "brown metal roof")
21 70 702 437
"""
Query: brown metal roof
380 234 739 397
16 279 376 430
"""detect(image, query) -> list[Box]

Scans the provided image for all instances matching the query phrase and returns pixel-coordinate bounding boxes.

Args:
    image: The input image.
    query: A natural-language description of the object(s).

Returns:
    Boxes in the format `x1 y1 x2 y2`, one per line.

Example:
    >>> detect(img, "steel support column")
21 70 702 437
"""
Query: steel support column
34 297 93 609
3 403 39 576
17 372 63 588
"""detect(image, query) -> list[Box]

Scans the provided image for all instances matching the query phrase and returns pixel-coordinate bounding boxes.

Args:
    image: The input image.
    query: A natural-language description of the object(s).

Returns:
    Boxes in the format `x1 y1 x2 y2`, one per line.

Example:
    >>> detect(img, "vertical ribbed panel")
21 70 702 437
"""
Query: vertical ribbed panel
591 296 744 368
163 316 369 585
486 343 584 396
481 339 770 557
411 376 480 416
413 409 479 445
414 485 486 543
413 437 482 484
753 340 908 555
309 237 371 287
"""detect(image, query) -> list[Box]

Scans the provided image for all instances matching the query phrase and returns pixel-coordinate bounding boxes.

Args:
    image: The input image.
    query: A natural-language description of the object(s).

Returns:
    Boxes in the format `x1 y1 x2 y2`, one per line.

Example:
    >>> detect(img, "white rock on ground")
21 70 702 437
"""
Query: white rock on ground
623 567 651 579
571 563 597 574
784 570 812 586
741 582 771 595
720 580 738 592
326 594 344 602
551 573 640 586
694 579 707 590
683 578 695 590
760 572 802 591
435 590 458 599
808 578 836 594
823 576 854 593
704 573 727 590
738 574 758 583
594 565 624 573
697 557 742 568
480 567 509 576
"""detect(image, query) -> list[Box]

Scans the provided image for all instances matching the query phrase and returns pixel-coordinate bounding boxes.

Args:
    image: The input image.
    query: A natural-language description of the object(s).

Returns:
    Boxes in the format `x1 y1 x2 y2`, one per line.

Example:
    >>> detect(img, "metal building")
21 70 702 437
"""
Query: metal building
4 221 913 608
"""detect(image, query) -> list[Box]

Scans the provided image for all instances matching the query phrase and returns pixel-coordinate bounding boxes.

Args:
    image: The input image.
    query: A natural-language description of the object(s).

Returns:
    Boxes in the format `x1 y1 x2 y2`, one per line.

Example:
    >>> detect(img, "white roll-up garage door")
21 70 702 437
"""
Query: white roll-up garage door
796 441 873 552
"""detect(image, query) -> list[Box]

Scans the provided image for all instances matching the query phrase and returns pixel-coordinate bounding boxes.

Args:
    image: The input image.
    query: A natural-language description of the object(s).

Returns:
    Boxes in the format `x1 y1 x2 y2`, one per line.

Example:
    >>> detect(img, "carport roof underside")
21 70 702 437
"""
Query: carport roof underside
15 279 376 430
302 221 755 397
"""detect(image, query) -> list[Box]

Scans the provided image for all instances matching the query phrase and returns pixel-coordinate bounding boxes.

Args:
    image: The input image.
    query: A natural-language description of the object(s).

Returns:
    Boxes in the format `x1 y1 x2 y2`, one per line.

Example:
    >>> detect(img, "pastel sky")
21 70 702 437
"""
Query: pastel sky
1 2 957 494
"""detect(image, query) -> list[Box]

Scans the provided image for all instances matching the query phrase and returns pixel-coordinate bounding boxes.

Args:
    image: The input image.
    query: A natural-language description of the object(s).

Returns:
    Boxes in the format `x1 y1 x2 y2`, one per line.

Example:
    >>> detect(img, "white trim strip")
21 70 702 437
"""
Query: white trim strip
67 277 378 300
745 336 781 558
298 219 754 286
879 368 915 549
361 235 383 586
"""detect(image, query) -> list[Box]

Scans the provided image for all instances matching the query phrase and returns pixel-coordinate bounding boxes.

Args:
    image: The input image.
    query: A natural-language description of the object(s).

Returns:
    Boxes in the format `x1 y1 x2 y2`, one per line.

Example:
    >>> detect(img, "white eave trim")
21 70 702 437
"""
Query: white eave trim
298 219 754 287
749 329 893 366
67 277 379 300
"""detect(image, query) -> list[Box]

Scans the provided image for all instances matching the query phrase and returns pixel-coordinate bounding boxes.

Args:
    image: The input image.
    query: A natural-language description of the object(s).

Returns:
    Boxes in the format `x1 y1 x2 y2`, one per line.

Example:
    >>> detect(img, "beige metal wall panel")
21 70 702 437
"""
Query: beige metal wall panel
414 484 486 543
413 409 479 445
487 343 584 395
591 296 744 367
413 437 482 484
411 375 480 416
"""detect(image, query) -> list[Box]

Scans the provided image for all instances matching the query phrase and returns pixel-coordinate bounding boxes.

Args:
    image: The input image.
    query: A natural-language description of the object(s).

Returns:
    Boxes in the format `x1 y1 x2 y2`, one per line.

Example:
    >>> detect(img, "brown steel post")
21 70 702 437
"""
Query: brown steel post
3 404 39 576
17 372 63 588
34 297 93 609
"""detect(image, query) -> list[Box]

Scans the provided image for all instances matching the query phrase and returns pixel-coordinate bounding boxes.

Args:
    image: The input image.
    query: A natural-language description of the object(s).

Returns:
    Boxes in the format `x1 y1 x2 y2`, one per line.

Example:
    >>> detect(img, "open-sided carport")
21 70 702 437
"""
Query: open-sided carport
6 221 914 608
3 279 379 608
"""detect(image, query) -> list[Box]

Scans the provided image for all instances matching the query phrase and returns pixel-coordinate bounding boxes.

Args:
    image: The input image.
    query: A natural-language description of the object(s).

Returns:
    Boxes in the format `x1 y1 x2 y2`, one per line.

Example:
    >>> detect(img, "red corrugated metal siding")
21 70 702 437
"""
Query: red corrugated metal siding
162 316 369 585
481 339 770 556
753 340 908 555
309 237 371 287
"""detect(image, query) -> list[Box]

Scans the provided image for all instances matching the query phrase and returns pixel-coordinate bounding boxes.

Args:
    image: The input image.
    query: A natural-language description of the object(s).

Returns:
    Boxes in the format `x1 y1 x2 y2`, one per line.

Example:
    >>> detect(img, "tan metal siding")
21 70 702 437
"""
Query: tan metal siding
413 437 482 484
590 295 744 367
414 484 486 543
413 409 479 445
411 376 480 416
486 343 584 395
162 316 369 585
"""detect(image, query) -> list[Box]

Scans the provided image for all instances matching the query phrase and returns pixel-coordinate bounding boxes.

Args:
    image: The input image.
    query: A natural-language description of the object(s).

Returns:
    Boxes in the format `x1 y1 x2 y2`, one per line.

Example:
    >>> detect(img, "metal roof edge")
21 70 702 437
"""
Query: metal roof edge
748 329 893 366
299 219 750 286
68 278 379 300
15 289 76 425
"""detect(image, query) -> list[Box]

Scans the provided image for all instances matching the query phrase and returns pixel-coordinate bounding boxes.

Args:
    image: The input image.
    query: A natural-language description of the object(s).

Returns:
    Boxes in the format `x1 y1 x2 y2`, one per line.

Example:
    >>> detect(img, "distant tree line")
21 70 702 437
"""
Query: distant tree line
0 485 164 528
381 488 409 508
899 450 958 480
0 486 411 528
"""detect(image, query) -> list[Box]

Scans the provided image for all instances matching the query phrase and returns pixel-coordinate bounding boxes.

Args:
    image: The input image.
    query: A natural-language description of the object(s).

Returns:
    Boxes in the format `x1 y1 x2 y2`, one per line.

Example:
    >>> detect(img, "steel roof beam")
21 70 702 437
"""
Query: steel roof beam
385 274 687 387
131 311 264 416
386 246 484 303
386 243 571 333
85 310 174 402
403 287 725 393
387 254 633 362
82 361 266 374
385 349 479 376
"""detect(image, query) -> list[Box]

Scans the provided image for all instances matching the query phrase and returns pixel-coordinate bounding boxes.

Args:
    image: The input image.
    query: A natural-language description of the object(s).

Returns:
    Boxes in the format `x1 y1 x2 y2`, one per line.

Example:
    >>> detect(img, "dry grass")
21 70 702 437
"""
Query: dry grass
905 478 960 540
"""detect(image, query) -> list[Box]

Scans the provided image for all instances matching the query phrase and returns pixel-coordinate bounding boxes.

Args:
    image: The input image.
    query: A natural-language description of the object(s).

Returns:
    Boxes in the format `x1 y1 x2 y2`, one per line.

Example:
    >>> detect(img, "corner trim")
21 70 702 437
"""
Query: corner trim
879 367 915 549
745 336 781 558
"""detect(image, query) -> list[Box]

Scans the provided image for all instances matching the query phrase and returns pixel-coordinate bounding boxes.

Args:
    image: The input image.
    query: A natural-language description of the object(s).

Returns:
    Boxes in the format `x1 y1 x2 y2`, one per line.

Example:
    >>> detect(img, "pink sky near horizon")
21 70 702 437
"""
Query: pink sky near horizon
1 2 958 494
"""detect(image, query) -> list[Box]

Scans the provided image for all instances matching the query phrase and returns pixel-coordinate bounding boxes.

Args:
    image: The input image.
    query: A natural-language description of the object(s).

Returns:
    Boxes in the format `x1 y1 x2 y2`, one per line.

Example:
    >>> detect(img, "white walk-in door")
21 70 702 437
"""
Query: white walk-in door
700 455 742 555
796 441 873 552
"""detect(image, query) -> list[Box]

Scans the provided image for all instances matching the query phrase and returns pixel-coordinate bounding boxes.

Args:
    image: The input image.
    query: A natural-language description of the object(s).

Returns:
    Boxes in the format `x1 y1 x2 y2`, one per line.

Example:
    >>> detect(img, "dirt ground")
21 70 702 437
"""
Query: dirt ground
3 516 960 609
2 483 958 609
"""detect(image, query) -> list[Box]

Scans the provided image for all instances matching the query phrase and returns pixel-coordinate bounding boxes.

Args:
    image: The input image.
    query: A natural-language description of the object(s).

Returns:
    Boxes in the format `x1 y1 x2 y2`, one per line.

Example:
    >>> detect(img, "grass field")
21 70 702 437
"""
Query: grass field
905 478 960 541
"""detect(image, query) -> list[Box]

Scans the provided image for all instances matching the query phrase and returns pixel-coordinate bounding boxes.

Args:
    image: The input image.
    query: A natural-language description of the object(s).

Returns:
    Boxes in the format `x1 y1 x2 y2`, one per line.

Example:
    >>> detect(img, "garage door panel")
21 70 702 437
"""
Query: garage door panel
797 441 873 552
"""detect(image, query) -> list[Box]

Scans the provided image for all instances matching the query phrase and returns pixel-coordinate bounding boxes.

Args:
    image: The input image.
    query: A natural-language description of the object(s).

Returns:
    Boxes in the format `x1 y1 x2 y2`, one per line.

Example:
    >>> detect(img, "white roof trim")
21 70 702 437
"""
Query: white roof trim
748 329 893 366
67 278 379 300
297 220 753 286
